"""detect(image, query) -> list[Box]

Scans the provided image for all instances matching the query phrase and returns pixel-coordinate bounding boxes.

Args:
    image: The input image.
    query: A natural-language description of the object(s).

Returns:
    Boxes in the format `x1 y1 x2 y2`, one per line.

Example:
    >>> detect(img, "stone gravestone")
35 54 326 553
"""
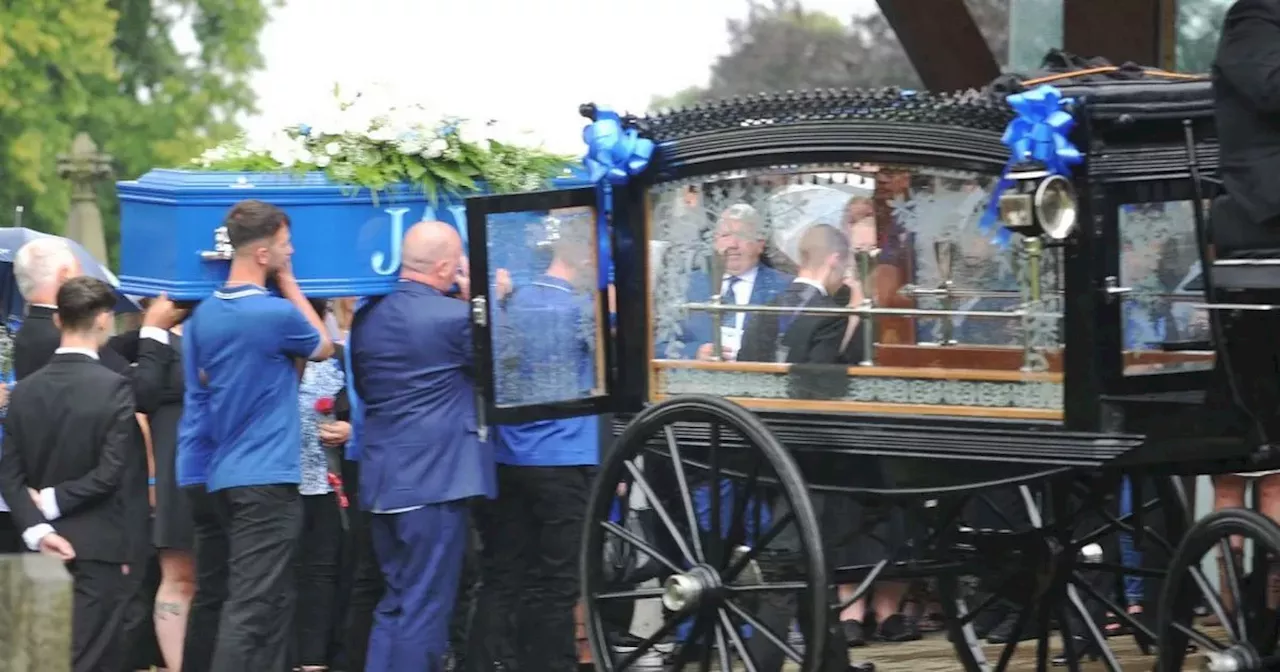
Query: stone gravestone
57 132 113 267
0 554 72 672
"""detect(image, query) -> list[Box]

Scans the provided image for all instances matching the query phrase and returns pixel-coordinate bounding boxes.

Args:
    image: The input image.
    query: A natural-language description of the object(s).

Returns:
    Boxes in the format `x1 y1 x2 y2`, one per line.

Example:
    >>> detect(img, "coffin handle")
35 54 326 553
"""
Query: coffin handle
199 226 234 262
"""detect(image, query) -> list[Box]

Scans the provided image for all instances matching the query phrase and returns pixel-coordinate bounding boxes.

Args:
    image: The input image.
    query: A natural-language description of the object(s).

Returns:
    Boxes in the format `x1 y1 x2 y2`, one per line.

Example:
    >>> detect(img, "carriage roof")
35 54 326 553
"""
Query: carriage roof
632 69 1217 182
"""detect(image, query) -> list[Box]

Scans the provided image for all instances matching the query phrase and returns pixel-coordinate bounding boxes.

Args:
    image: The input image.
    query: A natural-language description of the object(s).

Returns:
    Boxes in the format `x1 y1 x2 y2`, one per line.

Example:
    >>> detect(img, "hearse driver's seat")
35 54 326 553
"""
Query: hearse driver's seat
1200 193 1280 454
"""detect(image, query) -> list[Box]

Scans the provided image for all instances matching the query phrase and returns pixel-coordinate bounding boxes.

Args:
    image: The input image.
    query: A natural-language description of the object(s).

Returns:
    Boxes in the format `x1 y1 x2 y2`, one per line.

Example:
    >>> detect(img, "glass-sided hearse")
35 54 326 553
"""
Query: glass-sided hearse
462 69 1280 672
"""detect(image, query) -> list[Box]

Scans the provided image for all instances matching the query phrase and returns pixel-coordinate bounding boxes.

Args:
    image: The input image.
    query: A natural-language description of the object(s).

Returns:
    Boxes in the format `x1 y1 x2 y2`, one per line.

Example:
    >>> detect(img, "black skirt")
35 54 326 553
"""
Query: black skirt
151 403 194 551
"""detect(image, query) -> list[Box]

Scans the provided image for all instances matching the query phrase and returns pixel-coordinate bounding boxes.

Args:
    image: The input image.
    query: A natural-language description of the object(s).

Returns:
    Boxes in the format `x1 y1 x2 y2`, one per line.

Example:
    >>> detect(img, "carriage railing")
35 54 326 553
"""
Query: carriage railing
681 301 1062 372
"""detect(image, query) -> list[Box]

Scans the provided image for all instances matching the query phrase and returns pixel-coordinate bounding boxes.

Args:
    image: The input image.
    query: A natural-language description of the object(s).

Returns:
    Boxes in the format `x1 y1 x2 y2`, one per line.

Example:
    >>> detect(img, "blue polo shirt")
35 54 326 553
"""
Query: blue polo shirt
342 298 367 462
495 275 599 467
183 284 322 491
176 334 211 486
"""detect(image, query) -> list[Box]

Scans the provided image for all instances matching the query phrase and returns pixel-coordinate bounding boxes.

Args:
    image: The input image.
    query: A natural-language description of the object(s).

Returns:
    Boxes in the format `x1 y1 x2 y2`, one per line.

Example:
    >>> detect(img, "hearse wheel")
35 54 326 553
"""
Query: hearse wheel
939 475 1188 672
1157 508 1280 672
580 395 830 672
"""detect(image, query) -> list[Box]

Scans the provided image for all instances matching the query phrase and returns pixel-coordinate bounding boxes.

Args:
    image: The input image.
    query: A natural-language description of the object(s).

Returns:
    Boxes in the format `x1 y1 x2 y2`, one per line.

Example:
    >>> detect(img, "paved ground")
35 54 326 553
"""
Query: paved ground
836 627 1222 671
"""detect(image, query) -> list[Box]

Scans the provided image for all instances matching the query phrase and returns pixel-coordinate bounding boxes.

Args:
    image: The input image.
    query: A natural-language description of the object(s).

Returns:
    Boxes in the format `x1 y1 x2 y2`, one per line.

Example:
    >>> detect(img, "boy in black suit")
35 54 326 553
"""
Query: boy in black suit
0 276 141 672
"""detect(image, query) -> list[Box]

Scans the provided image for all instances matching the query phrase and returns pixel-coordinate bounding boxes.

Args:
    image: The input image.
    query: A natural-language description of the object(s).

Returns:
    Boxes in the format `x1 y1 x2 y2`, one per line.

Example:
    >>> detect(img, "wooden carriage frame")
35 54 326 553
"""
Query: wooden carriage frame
462 77 1280 672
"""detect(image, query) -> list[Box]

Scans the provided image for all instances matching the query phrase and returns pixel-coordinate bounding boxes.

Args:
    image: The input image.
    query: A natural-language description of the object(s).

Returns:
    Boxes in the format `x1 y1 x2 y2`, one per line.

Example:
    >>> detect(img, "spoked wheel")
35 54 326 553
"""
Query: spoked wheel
1157 508 1280 672
940 474 1189 672
580 395 831 672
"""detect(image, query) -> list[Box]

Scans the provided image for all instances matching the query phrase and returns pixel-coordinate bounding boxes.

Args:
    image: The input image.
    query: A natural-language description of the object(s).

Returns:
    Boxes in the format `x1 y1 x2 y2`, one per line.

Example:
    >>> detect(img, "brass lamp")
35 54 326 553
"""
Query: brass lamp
997 161 1079 241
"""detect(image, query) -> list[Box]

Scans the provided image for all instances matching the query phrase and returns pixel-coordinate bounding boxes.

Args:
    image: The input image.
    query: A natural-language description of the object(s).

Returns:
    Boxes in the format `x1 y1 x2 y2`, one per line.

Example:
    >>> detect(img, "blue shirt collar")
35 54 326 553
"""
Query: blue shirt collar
531 274 575 293
214 284 269 300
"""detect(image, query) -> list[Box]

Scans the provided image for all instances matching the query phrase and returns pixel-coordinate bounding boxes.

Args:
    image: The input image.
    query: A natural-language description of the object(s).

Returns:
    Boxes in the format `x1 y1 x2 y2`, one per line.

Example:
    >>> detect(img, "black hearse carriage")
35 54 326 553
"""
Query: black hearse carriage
461 68 1280 672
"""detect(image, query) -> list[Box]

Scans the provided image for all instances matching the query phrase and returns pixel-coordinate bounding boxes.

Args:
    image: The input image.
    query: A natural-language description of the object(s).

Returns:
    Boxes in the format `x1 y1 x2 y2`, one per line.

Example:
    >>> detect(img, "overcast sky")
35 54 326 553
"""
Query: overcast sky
245 0 879 152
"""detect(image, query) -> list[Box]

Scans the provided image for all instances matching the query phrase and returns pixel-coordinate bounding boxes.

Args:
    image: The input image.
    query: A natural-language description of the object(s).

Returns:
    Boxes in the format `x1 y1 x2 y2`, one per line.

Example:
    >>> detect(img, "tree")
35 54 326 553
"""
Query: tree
0 0 120 233
648 0 1011 111
0 0 275 265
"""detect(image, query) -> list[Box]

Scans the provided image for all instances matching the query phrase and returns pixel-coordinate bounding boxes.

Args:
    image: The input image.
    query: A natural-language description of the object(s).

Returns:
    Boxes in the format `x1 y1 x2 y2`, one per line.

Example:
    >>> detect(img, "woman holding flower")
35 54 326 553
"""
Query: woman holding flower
294 298 352 672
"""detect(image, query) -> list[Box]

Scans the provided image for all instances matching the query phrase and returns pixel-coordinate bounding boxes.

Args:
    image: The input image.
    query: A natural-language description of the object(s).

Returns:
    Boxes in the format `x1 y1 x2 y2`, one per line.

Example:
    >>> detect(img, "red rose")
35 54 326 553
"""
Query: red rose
327 472 348 509
314 397 335 415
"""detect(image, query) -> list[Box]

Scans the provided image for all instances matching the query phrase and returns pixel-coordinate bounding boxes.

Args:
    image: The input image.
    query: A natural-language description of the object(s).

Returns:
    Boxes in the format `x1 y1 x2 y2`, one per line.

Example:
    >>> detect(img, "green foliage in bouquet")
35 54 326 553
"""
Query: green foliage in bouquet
187 86 576 201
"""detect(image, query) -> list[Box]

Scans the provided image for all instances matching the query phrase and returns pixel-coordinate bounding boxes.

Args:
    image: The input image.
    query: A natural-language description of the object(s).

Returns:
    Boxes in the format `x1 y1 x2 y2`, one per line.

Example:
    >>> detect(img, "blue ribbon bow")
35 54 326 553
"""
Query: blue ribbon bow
581 106 654 289
583 107 654 185
979 85 1083 246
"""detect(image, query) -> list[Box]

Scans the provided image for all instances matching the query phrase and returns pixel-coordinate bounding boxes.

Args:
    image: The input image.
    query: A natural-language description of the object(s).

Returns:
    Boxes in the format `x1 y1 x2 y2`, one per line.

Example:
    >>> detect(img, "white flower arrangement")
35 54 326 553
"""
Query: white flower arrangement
189 85 574 199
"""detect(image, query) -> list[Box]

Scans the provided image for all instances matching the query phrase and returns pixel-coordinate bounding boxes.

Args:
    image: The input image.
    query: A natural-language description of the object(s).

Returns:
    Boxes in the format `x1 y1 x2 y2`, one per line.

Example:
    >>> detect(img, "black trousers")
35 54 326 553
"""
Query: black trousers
341 459 384 672
68 559 132 672
119 547 165 671
209 484 303 672
0 511 22 553
183 485 229 672
295 493 343 667
467 465 592 672
744 550 850 672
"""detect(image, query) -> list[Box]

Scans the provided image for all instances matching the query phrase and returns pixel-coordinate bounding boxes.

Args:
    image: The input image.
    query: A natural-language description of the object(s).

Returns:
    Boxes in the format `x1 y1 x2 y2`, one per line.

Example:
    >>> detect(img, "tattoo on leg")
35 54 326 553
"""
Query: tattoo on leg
155 601 183 619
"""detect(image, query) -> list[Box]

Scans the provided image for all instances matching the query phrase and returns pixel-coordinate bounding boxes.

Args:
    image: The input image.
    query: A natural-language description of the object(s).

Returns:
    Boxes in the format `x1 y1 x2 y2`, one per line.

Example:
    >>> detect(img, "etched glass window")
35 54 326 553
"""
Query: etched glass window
485 206 606 407
1118 200 1214 375
1176 0 1231 73
647 163 1064 418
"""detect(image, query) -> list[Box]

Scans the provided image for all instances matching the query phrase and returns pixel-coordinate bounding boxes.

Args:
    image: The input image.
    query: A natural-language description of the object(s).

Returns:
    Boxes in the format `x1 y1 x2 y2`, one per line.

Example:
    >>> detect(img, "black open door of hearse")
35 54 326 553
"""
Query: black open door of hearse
464 187 620 432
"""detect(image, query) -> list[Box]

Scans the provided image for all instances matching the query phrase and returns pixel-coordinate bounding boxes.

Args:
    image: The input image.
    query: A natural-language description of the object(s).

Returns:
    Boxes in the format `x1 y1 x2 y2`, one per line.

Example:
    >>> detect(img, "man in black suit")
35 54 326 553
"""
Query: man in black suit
10 238 135 379
739 223 864 377
1213 0 1280 252
9 236 167 670
0 276 141 672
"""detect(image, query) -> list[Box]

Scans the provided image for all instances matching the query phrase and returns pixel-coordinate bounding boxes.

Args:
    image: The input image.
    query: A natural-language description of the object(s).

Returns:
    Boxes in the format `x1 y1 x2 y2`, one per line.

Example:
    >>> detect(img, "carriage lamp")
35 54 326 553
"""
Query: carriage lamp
998 162 1079 241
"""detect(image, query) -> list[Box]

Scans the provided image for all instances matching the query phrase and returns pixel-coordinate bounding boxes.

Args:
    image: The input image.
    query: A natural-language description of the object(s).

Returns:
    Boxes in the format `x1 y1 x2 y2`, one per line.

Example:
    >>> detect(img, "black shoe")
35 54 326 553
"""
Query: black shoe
876 613 922 643
848 663 876 672
1052 637 1101 666
986 611 1033 644
841 619 868 648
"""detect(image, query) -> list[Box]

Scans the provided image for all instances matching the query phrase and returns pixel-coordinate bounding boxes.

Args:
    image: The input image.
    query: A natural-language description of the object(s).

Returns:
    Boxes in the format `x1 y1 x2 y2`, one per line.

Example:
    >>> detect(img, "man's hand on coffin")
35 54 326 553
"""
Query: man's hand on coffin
494 268 513 300
455 256 471 300
142 293 185 330
38 532 75 561
318 421 351 447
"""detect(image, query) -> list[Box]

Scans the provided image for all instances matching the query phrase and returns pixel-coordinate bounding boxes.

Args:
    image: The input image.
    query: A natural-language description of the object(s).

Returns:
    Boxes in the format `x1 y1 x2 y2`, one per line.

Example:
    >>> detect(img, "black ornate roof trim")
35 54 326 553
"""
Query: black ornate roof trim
636 88 1015 143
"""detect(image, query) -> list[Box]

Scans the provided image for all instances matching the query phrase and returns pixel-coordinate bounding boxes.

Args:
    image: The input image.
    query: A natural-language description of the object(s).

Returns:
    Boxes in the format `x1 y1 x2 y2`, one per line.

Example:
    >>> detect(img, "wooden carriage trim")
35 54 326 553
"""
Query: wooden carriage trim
652 359 1061 383
654 394 1064 421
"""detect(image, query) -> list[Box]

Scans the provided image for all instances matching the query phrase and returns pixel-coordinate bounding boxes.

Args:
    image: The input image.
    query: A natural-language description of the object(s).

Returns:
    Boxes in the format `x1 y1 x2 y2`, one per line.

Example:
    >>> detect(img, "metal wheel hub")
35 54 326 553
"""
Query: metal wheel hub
662 564 723 613
1202 644 1264 672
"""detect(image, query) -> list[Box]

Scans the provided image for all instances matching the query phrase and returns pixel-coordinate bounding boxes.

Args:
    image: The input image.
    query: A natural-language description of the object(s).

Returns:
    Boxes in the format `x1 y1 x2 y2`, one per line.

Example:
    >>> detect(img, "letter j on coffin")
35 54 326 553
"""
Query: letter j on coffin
369 203 469 275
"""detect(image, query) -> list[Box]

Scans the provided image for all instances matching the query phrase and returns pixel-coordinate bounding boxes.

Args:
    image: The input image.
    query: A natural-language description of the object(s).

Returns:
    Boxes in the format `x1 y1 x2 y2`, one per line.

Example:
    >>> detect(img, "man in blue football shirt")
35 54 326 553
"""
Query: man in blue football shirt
179 199 333 672
467 212 599 672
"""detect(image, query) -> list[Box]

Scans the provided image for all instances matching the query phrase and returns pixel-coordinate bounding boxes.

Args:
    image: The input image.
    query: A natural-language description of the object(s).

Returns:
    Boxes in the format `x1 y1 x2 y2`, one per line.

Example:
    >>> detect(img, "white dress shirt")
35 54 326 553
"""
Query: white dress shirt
793 277 829 296
718 266 759 358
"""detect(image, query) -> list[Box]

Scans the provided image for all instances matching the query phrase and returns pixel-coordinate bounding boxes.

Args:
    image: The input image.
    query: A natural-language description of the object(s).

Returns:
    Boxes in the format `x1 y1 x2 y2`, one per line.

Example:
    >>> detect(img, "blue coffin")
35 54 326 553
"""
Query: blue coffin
117 168 593 299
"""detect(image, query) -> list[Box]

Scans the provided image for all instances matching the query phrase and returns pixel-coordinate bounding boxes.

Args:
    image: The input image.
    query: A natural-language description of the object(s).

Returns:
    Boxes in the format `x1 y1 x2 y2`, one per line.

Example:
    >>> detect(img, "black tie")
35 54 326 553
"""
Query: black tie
724 275 743 329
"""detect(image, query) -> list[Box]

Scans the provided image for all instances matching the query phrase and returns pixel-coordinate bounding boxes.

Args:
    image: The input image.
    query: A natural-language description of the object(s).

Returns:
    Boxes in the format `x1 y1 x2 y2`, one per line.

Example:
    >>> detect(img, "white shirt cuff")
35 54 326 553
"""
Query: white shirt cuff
22 523 54 551
39 488 61 521
139 326 170 345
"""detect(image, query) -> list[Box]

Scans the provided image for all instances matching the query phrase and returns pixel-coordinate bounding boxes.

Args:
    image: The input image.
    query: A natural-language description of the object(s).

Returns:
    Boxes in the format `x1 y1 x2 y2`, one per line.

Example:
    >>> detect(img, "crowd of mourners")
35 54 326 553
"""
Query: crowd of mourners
0 199 598 672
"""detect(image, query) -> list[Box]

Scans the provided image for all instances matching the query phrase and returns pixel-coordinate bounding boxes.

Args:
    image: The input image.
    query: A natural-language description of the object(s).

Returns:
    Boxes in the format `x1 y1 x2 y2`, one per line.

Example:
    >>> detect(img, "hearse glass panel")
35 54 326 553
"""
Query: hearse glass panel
646 162 1064 421
483 204 609 409
1117 199 1214 376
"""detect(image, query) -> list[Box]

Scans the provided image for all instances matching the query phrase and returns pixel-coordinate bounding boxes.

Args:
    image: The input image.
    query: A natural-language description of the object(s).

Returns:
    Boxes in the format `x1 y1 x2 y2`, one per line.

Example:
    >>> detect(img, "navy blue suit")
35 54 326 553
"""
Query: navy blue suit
351 280 496 672
665 264 793 359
